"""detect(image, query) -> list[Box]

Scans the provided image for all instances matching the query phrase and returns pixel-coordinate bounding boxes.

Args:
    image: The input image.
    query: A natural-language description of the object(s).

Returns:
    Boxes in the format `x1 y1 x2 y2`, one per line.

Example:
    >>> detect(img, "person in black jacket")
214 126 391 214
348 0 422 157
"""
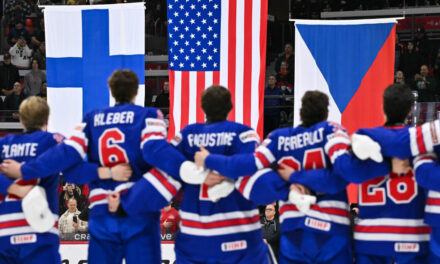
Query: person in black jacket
399 41 425 84
0 54 20 96
261 203 281 260
154 81 170 117
4 82 26 120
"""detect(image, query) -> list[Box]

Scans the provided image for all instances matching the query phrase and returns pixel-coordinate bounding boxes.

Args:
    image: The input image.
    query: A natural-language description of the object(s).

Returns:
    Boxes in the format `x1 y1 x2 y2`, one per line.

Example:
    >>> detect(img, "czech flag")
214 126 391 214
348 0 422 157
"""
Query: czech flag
293 19 398 202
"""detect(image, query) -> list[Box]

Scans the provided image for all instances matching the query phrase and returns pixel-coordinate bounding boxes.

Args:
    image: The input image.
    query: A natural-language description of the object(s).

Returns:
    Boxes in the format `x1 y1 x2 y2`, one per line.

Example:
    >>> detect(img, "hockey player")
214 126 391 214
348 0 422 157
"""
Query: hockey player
0 96 130 264
0 70 190 264
352 84 440 263
194 91 390 263
349 84 430 263
111 85 283 263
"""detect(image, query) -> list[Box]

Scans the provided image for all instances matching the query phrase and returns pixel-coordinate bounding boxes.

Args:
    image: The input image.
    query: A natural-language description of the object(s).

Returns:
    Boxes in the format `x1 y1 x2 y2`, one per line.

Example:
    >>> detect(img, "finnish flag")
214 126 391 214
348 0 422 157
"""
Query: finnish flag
45 3 145 137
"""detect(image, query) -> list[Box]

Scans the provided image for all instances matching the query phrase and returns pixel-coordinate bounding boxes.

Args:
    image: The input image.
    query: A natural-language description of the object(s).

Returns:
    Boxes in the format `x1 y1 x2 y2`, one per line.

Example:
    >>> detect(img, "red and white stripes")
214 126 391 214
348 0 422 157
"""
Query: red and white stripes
143 168 181 202
409 120 440 156
140 118 167 148
254 145 276 169
168 0 268 139
413 153 436 171
425 191 440 214
65 123 88 159
279 200 350 226
89 182 135 209
0 212 59 237
354 218 431 242
235 168 271 200
179 209 261 236
324 133 350 164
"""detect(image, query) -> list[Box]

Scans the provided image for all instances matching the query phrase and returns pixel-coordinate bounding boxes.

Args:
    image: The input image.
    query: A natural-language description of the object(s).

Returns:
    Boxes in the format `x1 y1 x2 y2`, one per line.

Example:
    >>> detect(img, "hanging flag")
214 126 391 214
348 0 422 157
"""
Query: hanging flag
294 19 398 202
45 3 145 137
167 0 268 139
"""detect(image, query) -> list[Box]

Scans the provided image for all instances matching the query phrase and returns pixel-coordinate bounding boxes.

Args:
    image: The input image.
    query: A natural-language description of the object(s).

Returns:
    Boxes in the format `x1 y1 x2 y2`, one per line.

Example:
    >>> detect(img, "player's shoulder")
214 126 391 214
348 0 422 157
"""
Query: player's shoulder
15 131 62 148
231 122 260 144
142 106 165 119
34 131 63 144
320 121 346 133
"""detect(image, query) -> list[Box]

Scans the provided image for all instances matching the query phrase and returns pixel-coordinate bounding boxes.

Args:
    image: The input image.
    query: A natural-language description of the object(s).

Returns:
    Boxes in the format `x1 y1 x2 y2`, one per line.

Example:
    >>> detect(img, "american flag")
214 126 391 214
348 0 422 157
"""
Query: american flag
167 0 268 138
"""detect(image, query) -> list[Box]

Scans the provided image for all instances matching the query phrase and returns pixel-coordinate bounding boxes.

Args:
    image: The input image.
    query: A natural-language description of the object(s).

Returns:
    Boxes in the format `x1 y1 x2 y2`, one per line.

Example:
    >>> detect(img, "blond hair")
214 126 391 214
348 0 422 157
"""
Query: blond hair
19 96 49 129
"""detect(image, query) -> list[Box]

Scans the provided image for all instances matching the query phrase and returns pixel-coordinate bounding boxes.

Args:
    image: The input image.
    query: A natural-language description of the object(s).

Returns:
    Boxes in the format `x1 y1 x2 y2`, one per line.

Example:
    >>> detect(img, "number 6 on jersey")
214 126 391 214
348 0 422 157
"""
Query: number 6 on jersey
99 128 129 167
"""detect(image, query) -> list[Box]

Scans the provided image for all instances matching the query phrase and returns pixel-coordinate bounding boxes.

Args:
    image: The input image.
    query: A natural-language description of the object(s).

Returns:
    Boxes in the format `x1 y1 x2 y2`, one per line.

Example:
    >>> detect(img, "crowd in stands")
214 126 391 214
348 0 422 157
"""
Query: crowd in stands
394 27 440 102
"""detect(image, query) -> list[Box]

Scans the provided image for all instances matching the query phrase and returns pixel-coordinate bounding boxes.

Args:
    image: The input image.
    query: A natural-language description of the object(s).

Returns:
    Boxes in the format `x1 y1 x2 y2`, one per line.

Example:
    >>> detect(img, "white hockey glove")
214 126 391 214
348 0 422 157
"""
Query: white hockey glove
207 179 235 202
179 161 209 184
288 189 317 214
351 134 383 163
22 186 55 233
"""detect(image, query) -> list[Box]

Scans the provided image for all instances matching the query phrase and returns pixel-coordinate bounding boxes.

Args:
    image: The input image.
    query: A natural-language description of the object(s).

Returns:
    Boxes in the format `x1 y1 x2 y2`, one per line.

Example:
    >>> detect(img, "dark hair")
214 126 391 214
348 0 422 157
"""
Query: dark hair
201 85 232 122
300 91 329 127
383 84 414 125
108 70 138 103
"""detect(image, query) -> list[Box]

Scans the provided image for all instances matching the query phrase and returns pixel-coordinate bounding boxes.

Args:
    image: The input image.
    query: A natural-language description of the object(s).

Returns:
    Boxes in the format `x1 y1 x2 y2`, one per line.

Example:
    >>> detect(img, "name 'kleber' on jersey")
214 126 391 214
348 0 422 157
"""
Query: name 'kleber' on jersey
20 103 185 219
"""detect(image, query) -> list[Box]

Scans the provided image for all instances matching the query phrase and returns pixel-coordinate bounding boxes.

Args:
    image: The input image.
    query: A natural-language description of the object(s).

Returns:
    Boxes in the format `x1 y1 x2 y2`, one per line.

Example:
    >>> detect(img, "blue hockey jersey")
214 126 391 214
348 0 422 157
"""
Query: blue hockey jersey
19 103 186 218
121 120 287 260
352 126 430 257
0 131 60 251
204 121 353 237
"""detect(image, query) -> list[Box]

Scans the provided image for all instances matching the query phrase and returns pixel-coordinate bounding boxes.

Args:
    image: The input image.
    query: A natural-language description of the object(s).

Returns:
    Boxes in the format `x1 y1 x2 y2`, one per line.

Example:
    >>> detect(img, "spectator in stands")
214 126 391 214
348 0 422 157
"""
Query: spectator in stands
151 1 167 36
4 0 31 28
276 61 293 95
275 43 294 74
414 65 438 102
24 59 46 96
264 75 284 137
261 203 280 260
7 22 30 46
394 71 405 84
160 202 180 234
38 81 47 100
395 34 405 72
154 81 169 117
399 41 424 83
9 36 32 69
33 42 46 70
0 54 20 96
59 198 88 234
31 19 45 50
59 183 86 215
414 27 432 62
4 82 26 120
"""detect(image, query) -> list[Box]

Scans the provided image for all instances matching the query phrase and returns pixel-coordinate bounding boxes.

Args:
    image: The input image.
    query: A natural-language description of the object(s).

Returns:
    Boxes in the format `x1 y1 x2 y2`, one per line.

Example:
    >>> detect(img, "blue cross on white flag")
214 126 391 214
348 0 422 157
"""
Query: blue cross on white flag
44 3 145 137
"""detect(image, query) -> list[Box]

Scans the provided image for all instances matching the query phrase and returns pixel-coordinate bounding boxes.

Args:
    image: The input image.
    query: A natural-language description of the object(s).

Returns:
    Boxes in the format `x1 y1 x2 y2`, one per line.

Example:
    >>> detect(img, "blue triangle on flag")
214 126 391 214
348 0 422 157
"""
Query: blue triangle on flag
296 23 394 112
